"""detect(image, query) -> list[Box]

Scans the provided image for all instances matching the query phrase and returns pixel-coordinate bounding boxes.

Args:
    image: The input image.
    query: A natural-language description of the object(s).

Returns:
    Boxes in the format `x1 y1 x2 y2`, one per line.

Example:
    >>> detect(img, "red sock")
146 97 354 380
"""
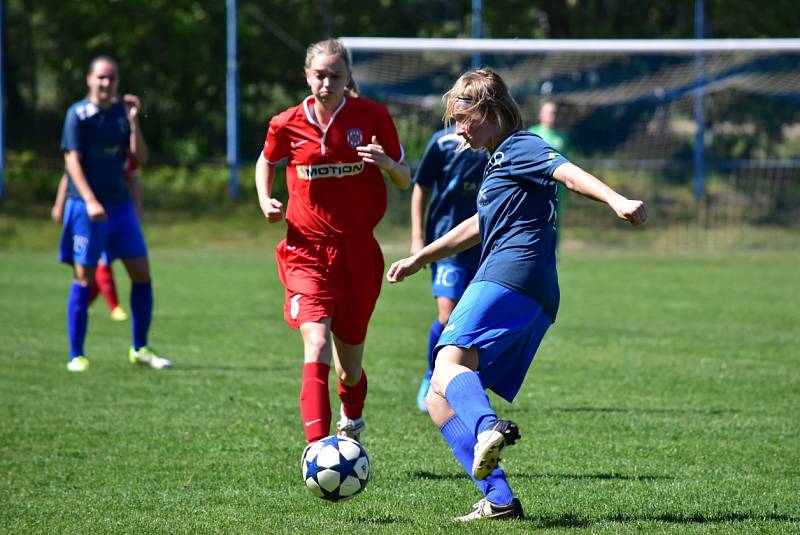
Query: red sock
338 370 368 420
95 262 120 311
89 282 100 305
300 362 331 443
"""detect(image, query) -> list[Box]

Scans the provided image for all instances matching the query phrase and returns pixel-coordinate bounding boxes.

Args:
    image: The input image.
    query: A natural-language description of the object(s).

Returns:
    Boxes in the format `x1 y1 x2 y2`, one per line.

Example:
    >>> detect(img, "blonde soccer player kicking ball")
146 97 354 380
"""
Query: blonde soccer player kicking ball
388 69 646 521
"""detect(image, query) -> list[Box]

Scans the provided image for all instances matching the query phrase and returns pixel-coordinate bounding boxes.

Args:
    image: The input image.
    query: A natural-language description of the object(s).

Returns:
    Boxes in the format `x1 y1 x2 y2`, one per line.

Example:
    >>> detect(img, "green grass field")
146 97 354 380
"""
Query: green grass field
1 220 799 534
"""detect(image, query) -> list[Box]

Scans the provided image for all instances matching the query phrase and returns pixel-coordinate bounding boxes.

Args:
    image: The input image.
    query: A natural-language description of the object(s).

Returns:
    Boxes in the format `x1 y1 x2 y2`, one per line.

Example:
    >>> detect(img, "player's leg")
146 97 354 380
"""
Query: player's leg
329 234 381 441
299 319 334 444
426 389 521 520
418 295 457 412
95 258 127 320
110 201 169 368
331 337 366 441
121 255 170 369
66 263 96 372
432 345 520 482
60 197 105 372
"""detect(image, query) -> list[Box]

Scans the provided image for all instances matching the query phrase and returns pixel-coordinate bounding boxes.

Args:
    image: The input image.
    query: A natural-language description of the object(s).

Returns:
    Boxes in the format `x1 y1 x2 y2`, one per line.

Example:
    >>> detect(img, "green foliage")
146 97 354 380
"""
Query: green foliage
7 0 799 163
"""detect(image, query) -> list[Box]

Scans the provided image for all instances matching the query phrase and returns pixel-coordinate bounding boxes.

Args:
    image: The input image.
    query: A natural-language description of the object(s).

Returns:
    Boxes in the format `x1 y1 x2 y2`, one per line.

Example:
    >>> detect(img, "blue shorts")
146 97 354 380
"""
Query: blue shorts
430 262 476 301
435 280 553 402
59 198 147 267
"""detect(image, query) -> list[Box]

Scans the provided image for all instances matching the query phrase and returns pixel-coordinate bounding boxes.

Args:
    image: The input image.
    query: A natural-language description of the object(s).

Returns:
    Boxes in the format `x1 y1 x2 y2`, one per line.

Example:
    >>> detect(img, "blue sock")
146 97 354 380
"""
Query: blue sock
426 319 445 375
67 282 91 358
440 416 514 505
444 371 497 437
130 282 153 350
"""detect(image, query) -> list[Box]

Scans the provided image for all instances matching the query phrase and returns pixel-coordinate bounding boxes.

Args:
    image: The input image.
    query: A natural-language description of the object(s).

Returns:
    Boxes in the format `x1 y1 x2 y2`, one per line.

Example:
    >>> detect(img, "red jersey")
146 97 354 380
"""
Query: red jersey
123 153 138 184
263 96 403 238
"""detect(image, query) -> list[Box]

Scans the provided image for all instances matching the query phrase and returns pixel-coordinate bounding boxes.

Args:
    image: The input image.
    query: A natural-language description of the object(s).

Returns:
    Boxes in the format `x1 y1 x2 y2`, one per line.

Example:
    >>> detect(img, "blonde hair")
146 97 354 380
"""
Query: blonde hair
444 69 523 136
304 38 359 97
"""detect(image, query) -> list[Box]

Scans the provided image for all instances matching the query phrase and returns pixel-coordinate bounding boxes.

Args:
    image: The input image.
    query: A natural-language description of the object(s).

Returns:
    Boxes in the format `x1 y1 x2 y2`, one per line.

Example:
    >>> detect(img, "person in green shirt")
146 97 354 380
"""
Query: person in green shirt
528 101 570 248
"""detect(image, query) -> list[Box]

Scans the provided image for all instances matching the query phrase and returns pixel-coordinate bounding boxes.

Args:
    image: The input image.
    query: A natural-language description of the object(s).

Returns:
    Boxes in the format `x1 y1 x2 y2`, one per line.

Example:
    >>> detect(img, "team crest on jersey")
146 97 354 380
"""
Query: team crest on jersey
488 151 505 170
346 128 364 148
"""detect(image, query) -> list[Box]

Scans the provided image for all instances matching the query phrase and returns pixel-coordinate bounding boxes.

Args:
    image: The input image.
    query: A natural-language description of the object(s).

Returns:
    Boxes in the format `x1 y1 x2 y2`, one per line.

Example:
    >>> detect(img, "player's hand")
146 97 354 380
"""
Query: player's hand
51 204 64 224
612 197 648 226
86 199 107 222
260 197 284 223
386 255 424 283
123 94 141 122
357 135 395 171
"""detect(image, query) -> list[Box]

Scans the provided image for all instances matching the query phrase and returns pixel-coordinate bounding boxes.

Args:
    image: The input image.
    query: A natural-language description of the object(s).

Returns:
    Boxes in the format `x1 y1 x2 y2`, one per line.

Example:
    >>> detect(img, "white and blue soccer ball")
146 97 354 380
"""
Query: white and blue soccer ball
301 435 370 502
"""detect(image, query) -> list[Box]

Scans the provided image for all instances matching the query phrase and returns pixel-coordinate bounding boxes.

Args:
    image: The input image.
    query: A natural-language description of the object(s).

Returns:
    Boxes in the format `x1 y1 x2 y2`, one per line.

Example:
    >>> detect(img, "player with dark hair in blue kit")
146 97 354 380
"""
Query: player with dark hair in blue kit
60 55 171 372
387 69 647 521
410 128 486 412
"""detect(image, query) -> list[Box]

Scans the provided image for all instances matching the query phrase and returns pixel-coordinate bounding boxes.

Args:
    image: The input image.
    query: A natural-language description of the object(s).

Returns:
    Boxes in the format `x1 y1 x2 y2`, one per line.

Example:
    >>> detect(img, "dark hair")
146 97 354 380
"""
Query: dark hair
87 55 119 76
305 39 359 97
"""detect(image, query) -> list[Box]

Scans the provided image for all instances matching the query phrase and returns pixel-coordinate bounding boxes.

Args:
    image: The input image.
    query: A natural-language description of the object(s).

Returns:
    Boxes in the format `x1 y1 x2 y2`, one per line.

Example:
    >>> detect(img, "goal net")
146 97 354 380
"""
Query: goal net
342 37 800 250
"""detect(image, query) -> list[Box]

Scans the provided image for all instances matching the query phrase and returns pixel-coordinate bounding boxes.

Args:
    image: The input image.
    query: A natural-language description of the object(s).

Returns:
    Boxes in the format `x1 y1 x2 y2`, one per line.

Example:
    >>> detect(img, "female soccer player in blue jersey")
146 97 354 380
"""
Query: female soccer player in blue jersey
387 69 647 521
410 128 486 412
59 55 171 372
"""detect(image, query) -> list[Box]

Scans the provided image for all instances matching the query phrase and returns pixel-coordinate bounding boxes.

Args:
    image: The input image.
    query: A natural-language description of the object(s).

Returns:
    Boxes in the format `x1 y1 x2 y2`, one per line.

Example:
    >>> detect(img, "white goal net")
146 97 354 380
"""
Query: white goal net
343 37 800 250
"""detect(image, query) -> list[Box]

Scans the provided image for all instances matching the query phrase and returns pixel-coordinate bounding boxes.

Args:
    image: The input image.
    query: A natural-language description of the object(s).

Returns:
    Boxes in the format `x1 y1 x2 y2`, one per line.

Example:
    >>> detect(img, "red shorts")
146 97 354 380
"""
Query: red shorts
275 229 384 345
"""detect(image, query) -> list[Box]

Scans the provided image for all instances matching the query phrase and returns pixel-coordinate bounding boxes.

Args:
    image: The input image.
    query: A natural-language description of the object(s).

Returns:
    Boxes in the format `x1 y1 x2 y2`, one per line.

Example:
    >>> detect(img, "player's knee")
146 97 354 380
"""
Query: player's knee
303 333 329 360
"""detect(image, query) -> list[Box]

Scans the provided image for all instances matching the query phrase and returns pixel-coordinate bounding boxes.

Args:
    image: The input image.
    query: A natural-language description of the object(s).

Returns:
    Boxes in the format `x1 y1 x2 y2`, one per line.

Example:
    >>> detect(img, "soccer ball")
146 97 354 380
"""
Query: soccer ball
301 435 370 502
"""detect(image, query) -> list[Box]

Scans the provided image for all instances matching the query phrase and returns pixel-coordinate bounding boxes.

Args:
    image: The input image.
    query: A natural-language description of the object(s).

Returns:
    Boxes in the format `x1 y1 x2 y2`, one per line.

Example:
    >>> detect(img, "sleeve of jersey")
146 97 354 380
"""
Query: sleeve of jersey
515 136 570 179
412 134 444 187
373 107 403 163
262 115 290 164
61 108 80 153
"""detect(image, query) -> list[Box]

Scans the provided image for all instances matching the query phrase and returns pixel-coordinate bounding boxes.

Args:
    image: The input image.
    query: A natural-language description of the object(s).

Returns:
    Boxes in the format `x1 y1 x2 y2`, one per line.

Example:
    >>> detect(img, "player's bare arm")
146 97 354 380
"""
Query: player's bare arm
357 135 411 190
410 183 430 255
64 151 106 221
387 213 480 283
51 174 69 223
124 94 149 165
553 162 647 226
255 153 284 223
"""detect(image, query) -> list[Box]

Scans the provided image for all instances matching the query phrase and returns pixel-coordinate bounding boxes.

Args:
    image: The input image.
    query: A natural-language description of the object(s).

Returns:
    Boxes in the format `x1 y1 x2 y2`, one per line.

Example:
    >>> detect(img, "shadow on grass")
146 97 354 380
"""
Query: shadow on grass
354 515 406 525
526 511 800 529
505 406 740 415
168 364 281 373
410 471 670 482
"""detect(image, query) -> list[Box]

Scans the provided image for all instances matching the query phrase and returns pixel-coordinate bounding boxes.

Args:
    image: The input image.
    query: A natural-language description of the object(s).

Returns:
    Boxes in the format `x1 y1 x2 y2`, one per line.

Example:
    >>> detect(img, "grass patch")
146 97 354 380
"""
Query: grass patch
1 219 799 533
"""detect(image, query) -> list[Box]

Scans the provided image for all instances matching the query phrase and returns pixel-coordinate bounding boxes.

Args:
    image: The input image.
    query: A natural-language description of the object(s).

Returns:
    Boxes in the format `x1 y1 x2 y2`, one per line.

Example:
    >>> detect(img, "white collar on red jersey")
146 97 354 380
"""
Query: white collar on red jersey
303 95 347 131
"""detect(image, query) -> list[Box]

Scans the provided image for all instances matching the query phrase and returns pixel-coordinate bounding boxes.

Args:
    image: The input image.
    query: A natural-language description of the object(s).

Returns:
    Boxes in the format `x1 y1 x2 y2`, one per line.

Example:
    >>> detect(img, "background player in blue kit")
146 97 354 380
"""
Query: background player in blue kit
60 55 171 372
410 128 487 412
387 69 647 521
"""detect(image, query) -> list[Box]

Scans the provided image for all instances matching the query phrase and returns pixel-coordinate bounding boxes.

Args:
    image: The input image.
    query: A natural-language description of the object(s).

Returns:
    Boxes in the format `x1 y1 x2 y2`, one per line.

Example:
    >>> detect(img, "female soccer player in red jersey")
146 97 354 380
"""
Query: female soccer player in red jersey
255 38 411 445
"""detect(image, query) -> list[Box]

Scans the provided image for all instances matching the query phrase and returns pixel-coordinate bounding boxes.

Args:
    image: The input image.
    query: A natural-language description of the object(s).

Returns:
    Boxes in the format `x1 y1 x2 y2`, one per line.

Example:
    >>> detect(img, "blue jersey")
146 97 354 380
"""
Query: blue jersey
61 99 131 205
414 128 486 268
472 130 568 321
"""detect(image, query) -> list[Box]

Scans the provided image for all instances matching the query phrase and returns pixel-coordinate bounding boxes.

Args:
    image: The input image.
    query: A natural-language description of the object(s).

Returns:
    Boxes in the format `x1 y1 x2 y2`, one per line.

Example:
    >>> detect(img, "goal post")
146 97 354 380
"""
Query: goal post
341 37 800 249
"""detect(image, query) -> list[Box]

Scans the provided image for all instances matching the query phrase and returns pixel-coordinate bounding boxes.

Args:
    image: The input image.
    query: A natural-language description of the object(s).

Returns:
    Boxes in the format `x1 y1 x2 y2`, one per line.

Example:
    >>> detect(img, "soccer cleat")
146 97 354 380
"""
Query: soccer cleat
109 306 128 321
454 498 524 521
67 356 90 372
128 345 172 369
416 375 431 413
472 419 520 480
335 406 365 442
